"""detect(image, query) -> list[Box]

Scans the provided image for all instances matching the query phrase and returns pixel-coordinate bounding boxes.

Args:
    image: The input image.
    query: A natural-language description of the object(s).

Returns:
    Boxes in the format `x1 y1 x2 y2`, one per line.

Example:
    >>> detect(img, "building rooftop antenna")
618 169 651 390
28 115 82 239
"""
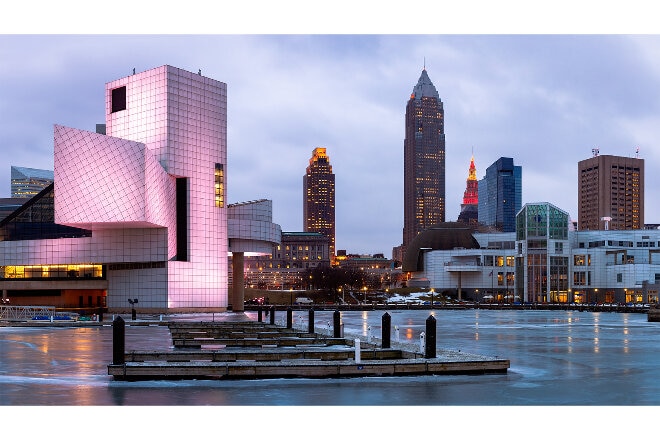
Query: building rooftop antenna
592 148 599 157
635 146 640 158
601 216 612 230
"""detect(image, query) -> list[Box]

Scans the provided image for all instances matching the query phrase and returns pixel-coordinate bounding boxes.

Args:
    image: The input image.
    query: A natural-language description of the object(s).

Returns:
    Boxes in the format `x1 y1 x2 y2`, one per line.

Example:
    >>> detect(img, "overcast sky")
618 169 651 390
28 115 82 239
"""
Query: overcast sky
2 7 660 256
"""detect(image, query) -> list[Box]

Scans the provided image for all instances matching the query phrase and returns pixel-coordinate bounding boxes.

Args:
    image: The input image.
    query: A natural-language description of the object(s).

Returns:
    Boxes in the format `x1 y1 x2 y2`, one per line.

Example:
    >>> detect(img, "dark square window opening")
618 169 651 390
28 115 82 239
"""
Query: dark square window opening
111 86 126 113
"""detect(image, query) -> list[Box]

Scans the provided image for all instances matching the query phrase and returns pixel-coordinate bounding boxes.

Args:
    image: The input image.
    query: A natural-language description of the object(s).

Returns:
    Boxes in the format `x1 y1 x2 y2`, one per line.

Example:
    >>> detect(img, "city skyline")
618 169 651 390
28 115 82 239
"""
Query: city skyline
3 34 660 255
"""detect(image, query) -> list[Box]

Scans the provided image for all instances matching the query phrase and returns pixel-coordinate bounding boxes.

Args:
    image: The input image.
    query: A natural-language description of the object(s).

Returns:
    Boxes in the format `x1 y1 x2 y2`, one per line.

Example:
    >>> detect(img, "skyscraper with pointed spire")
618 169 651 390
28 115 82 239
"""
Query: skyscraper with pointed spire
458 155 479 225
303 147 335 260
403 67 445 250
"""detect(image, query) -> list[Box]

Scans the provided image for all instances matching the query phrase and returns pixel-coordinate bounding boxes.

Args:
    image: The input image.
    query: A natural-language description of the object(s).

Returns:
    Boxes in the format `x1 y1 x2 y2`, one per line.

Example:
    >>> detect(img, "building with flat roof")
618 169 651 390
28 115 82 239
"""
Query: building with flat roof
578 153 644 231
478 157 522 232
10 166 54 198
404 202 660 304
233 231 330 291
1 65 230 311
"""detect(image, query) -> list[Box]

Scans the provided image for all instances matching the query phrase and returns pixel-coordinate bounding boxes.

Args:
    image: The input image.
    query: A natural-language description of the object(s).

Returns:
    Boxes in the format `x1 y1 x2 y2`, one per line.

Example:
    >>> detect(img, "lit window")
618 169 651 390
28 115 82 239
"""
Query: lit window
215 163 224 208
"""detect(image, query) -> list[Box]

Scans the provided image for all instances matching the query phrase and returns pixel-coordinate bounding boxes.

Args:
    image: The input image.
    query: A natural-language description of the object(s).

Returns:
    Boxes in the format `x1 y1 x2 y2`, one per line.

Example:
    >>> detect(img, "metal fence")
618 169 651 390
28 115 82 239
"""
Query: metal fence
0 305 56 321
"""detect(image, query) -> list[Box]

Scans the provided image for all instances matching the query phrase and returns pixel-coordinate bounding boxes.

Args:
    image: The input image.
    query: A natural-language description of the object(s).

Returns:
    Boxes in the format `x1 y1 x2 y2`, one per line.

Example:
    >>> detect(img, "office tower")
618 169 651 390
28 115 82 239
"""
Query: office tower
458 155 479 225
478 157 522 232
578 153 644 230
403 67 445 249
303 147 335 259
10 166 54 198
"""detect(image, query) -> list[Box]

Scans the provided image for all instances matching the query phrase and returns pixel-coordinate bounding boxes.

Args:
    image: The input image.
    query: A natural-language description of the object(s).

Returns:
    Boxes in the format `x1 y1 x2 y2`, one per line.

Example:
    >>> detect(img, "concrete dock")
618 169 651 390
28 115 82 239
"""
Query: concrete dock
107 319 510 380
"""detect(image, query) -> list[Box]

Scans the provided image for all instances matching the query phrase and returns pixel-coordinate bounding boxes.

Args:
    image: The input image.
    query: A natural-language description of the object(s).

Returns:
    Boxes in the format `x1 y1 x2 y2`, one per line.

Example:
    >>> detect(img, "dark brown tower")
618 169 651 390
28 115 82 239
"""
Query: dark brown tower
403 68 445 250
578 153 644 230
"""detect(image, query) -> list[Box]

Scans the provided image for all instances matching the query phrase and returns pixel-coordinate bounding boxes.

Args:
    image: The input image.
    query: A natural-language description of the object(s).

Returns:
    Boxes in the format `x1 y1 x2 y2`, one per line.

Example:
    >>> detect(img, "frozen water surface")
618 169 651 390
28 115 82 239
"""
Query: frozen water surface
1 309 659 406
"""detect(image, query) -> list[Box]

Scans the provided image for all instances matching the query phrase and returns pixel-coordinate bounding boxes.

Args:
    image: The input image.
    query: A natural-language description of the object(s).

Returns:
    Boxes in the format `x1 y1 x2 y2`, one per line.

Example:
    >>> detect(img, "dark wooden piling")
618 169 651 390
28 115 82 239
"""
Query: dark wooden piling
112 316 125 365
382 312 391 349
425 315 436 358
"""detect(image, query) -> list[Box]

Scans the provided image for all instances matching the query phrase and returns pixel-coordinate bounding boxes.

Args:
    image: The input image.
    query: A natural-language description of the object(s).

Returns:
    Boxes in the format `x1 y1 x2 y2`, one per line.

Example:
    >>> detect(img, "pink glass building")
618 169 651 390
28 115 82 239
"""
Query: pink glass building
0 66 229 311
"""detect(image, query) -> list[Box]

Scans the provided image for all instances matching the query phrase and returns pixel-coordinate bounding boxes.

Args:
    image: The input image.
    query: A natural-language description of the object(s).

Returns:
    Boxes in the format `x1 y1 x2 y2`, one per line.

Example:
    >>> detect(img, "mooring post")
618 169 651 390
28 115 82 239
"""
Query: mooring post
395 325 400 342
269 306 275 325
257 307 263 323
419 332 426 354
382 312 391 348
333 310 341 338
308 308 315 333
112 315 125 365
286 307 293 329
355 338 361 363
425 315 437 358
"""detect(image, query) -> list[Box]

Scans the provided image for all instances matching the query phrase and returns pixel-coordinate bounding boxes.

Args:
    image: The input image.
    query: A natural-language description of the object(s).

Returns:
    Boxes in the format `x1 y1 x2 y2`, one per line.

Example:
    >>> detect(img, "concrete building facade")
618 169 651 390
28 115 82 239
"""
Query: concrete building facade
405 202 660 304
578 153 644 231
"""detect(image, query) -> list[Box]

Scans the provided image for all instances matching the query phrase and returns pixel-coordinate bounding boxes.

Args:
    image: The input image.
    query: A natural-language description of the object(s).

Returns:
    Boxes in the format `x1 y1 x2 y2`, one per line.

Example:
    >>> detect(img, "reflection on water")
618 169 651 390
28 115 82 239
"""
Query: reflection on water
1 309 659 406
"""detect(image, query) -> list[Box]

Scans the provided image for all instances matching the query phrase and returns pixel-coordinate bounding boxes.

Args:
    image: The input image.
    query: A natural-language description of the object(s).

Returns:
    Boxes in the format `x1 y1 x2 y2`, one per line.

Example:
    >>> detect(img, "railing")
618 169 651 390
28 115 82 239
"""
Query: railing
0 305 56 321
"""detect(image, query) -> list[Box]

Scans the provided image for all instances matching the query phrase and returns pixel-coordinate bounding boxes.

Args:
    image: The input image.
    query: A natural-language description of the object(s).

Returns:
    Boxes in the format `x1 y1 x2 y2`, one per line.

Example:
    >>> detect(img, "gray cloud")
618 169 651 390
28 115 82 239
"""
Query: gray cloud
1 35 659 255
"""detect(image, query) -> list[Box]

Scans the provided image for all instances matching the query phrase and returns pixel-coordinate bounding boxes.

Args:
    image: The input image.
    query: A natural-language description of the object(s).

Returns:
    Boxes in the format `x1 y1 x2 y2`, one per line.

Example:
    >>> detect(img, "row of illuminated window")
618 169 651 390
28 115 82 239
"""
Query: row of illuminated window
214 163 224 208
577 240 658 249
483 255 515 267
279 245 326 251
0 264 104 280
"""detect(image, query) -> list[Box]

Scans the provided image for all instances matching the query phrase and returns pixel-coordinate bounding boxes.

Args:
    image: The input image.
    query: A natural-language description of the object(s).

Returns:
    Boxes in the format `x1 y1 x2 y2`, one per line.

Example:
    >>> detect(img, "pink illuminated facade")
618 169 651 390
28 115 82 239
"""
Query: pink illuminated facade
0 66 228 311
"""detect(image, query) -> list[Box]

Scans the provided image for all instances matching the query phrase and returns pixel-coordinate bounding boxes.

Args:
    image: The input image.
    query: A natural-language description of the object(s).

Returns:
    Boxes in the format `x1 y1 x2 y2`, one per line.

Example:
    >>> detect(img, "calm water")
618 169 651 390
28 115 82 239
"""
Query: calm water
1 309 659 407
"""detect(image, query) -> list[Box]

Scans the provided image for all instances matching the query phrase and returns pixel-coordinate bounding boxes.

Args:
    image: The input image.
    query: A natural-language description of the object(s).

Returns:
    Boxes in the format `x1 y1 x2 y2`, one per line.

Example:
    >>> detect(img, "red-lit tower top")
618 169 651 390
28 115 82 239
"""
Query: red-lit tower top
462 155 478 205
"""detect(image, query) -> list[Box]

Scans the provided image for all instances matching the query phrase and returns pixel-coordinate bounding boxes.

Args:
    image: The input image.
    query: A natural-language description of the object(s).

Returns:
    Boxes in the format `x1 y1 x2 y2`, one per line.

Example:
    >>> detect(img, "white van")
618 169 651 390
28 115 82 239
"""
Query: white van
295 297 313 305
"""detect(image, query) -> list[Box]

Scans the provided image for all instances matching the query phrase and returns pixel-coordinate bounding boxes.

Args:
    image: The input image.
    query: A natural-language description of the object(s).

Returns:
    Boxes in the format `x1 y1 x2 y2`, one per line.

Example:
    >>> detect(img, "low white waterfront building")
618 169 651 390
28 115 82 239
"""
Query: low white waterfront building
404 202 660 304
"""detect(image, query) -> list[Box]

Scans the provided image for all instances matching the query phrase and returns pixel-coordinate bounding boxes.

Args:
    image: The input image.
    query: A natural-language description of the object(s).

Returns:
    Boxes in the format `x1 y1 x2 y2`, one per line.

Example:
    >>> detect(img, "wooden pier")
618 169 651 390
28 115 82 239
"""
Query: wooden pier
107 320 510 381
648 306 660 322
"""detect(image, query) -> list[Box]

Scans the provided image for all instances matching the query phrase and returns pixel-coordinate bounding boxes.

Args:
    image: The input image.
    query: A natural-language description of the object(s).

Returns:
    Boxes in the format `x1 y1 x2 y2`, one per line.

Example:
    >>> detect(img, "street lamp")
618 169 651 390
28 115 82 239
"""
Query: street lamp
128 298 138 320
430 288 434 307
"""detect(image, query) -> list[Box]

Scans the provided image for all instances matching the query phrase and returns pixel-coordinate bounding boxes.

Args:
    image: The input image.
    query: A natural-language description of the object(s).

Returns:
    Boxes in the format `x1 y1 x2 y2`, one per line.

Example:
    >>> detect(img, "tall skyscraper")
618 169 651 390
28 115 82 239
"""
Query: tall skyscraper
478 157 522 232
403 67 445 250
10 166 54 198
458 155 478 225
303 147 335 259
578 153 644 230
